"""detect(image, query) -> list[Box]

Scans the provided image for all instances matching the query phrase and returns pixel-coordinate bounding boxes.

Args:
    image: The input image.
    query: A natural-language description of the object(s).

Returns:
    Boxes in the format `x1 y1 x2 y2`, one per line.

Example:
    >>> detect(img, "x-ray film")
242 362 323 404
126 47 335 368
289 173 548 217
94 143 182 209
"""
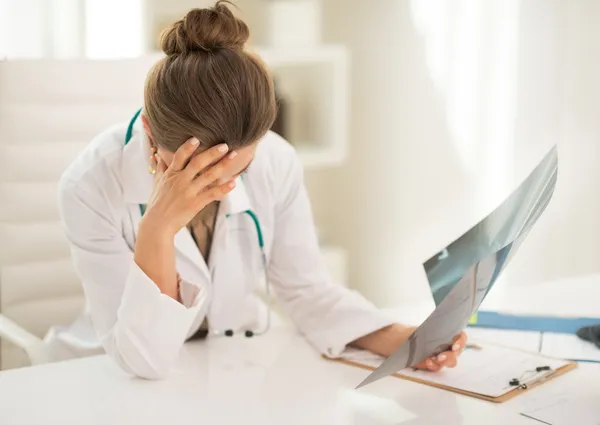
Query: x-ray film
357 146 558 389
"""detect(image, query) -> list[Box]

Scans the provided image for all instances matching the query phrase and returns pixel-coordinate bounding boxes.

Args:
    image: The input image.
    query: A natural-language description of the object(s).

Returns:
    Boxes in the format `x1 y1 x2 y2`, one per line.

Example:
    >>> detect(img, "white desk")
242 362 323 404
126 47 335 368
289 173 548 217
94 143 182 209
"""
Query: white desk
1 276 599 425
0 327 598 425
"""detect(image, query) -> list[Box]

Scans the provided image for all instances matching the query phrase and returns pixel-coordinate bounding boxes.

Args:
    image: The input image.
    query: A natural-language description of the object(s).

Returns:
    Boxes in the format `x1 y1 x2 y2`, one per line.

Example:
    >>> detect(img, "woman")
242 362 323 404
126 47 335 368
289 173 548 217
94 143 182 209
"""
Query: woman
55 1 466 379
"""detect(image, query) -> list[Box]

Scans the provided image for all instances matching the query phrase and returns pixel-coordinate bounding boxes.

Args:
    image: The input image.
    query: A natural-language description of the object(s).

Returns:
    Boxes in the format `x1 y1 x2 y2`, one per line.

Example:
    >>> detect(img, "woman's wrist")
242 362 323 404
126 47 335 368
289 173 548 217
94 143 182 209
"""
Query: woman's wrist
138 211 178 241
134 214 179 300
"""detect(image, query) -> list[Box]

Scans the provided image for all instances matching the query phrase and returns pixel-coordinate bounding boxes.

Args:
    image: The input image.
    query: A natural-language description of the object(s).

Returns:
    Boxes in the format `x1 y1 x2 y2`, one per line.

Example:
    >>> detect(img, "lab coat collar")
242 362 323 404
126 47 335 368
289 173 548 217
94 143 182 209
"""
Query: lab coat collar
221 176 252 216
120 126 252 216
121 129 154 205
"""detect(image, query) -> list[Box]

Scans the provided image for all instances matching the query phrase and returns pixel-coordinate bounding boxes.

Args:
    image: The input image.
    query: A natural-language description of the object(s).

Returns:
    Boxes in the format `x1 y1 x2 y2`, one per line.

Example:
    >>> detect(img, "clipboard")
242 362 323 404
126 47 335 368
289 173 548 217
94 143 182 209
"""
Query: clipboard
330 343 577 403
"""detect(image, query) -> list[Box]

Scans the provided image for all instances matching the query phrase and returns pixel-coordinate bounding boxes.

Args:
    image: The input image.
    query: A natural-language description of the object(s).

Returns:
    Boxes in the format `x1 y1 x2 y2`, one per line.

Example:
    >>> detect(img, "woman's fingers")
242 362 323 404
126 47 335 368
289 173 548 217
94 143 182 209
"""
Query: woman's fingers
169 137 201 171
424 358 441 372
155 155 167 177
195 179 237 206
182 143 230 180
414 332 468 373
414 357 440 372
452 332 468 354
435 351 458 368
417 351 458 372
192 151 239 191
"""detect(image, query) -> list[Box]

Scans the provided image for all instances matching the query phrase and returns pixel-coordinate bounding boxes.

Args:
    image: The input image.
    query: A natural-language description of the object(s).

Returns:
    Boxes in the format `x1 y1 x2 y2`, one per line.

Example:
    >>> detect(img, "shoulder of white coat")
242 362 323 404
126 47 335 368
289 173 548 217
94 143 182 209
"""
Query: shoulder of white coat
58 124 127 210
253 131 303 184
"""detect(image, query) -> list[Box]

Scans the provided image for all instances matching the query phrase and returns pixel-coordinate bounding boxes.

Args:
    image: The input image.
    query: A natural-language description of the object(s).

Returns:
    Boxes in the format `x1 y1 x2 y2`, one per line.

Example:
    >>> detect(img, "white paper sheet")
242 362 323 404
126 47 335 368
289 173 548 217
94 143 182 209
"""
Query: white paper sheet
396 344 569 398
541 332 600 363
521 395 600 425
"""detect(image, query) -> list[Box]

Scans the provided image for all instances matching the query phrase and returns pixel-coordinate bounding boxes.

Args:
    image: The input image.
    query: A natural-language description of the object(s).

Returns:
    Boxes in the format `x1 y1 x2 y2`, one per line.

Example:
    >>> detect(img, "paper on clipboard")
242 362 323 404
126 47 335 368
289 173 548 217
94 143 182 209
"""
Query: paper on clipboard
395 345 569 398
357 146 559 389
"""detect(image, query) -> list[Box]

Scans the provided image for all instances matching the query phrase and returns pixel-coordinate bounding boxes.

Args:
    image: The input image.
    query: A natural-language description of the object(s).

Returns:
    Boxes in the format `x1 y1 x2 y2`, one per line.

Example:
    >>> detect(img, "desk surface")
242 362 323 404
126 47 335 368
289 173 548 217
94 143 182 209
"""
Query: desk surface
1 276 599 425
0 327 599 425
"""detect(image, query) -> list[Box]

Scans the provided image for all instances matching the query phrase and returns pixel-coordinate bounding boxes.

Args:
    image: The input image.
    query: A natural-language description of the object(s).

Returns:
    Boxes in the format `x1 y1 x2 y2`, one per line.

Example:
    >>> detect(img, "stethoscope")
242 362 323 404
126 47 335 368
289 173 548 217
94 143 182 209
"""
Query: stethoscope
125 108 271 338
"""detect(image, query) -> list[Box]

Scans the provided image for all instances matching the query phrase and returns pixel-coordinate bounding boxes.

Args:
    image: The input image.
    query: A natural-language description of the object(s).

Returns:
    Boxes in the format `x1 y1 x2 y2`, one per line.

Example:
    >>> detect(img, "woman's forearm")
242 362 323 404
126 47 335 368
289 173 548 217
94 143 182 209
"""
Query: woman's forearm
133 216 179 301
351 324 416 357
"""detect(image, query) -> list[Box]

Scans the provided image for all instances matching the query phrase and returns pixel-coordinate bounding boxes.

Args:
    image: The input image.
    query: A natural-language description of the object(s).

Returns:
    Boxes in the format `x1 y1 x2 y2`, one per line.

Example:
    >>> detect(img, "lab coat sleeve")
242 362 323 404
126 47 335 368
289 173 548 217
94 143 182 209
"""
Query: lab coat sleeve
58 179 208 379
267 151 395 358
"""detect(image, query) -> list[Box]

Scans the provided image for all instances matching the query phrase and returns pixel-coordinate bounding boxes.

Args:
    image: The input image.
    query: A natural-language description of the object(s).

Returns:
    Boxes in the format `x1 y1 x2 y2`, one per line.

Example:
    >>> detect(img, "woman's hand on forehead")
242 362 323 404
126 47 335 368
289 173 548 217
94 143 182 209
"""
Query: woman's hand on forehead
144 138 238 237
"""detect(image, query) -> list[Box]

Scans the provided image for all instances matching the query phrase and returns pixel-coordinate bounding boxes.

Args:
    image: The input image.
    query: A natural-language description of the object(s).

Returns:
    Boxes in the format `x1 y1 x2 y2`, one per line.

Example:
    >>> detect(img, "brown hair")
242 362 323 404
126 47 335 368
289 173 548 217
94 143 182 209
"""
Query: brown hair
143 1 276 152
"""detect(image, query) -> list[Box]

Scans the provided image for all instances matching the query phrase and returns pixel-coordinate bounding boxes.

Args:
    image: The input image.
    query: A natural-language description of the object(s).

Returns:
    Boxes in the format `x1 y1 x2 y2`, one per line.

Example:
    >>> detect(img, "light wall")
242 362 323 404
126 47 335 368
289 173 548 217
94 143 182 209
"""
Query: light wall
502 0 600 288
306 0 600 307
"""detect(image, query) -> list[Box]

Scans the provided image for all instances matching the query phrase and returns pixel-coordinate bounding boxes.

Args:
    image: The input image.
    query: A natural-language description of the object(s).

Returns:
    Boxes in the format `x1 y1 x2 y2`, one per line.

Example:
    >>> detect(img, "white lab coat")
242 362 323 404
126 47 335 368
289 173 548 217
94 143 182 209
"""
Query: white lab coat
49 121 393 379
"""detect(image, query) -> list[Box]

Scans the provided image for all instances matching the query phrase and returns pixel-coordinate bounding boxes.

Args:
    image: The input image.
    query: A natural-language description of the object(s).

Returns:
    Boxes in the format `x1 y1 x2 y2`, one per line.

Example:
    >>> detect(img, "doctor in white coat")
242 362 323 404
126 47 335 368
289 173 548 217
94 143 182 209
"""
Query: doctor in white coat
54 2 466 379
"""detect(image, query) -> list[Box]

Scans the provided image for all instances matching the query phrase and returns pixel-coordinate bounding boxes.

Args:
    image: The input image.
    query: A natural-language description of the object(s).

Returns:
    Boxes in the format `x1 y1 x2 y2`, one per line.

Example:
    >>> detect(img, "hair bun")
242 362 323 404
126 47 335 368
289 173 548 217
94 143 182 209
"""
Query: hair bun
161 1 249 55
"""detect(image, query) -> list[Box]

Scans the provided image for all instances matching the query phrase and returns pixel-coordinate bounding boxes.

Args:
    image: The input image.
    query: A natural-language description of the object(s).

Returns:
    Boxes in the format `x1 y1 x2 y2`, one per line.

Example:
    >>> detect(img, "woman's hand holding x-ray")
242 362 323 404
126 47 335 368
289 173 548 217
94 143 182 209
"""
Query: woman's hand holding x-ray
133 137 239 301
353 325 467 372
413 331 467 371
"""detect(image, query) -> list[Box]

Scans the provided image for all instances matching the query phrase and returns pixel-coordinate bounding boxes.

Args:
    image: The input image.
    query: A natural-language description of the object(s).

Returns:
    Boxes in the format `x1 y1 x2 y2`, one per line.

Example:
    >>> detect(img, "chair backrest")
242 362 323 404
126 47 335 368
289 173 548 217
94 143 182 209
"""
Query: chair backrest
0 55 160 369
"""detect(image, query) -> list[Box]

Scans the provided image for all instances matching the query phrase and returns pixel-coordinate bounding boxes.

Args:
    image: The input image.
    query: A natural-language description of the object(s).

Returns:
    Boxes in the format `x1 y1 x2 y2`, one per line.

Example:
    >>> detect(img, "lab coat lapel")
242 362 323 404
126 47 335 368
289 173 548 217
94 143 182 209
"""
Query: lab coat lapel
174 228 210 282
121 126 153 205
207 176 253 272
175 176 253 281
206 177 254 330
221 176 253 217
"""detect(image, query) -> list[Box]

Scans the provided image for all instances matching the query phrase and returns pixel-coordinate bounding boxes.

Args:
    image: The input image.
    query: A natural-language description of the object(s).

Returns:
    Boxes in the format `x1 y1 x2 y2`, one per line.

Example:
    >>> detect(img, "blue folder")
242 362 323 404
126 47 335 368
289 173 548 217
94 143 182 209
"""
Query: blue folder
468 311 600 334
